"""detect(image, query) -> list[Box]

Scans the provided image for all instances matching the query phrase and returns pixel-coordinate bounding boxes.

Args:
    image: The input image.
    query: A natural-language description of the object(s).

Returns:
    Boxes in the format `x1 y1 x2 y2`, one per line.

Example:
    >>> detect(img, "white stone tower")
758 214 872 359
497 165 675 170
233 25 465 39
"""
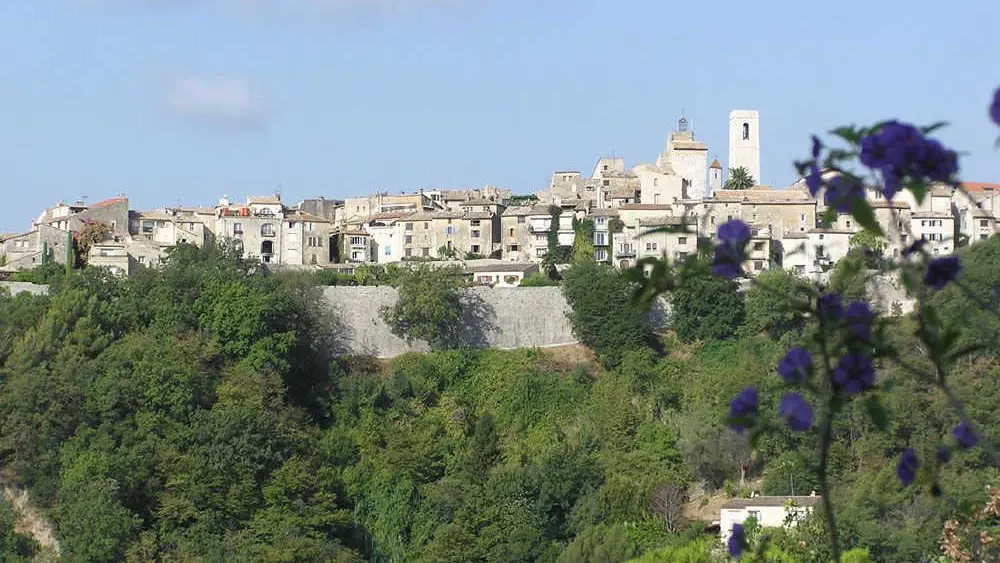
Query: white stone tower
708 158 723 197
728 109 761 186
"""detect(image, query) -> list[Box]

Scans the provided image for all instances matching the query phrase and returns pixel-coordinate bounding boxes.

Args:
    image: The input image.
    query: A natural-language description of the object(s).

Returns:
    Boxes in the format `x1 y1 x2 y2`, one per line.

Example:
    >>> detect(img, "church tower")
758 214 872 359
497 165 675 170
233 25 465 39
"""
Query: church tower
708 158 722 197
728 110 761 186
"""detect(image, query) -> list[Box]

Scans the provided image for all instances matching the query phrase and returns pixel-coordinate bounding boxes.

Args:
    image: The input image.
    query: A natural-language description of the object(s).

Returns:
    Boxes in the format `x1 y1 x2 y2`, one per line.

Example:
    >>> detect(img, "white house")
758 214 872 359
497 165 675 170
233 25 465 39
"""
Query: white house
720 495 820 546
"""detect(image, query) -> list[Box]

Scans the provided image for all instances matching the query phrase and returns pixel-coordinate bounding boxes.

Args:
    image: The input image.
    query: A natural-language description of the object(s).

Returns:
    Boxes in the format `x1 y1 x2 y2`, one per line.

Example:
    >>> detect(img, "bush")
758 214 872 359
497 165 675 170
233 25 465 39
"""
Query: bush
519 272 560 287
562 260 654 368
380 265 468 350
670 256 745 343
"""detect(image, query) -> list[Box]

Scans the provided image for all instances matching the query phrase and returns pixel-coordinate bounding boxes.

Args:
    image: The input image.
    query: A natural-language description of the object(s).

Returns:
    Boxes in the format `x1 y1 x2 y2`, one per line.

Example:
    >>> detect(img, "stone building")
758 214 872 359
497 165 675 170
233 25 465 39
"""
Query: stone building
728 110 761 185
499 206 535 262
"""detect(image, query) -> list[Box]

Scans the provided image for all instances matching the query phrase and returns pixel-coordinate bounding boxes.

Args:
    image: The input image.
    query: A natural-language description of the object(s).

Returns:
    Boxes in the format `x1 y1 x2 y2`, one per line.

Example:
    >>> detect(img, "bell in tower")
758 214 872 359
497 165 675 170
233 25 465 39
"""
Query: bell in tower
678 116 689 133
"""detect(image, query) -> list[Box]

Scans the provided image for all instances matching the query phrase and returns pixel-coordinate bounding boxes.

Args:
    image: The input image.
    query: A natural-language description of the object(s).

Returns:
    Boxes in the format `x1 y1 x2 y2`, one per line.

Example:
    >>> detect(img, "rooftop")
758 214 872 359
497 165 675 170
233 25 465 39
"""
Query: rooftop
912 211 954 219
465 262 538 274
714 187 813 204
618 204 673 211
90 196 128 209
501 206 536 217
722 496 821 510
247 196 281 205
963 182 1000 193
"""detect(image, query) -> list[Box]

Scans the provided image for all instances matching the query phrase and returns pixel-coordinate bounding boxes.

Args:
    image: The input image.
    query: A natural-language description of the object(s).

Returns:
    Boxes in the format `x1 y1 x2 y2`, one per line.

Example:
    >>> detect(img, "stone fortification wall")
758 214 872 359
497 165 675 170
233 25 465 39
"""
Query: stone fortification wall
323 286 580 358
0 282 50 297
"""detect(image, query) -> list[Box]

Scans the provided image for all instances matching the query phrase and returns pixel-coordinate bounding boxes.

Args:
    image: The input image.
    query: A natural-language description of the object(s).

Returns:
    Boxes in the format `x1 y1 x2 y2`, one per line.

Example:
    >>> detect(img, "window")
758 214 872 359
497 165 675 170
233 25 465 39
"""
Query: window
536 248 547 257
653 178 659 187
596 216 606 225
595 248 608 261
536 234 547 243
472 230 481 238
654 194 661 204
678 236 688 245
471 244 481 254
509 228 515 236
509 244 520 252
982 234 989 241
421 247 429 257
753 241 765 251
471 219 481 227
846 220 852 228
424 223 429 230
645 242 658 251
795 265 805 274
754 260 764 270
405 222 413 231
800 213 806 221
517 216 525 224
603 164 609 171
594 232 607 245
752 213 758 222
138 255 146 264
981 220 990 227
405 248 412 257
602 180 610 187
742 122 750 140
816 245 825 258
676 251 688 262
350 236 365 246
446 226 456 235
405 235 413 244
711 216 716 225
141 221 154 234
819 234 825 240
384 246 392 256
727 215 733 222
261 223 276 237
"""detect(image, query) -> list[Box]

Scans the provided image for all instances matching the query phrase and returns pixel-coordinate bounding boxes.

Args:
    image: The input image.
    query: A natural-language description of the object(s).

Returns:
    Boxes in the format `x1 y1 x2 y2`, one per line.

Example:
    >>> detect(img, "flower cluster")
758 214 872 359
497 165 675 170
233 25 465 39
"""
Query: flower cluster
859 121 959 199
711 219 750 279
728 523 746 557
895 421 980 489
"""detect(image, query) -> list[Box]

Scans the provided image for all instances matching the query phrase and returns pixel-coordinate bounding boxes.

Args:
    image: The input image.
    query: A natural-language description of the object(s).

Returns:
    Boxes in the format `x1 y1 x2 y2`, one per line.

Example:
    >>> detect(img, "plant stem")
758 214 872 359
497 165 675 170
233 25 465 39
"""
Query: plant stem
817 408 841 563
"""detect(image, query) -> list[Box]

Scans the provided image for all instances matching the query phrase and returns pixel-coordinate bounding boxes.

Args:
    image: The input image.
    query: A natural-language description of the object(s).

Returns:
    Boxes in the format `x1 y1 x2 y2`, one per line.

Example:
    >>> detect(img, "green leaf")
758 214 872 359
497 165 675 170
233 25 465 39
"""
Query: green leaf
830 126 862 145
849 198 884 237
921 121 949 135
865 395 889 431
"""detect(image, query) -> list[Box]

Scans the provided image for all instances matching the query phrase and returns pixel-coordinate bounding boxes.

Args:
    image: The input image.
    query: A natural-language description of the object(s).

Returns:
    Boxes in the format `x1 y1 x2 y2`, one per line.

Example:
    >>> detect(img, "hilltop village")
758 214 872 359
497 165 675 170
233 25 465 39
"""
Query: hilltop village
1 110 995 284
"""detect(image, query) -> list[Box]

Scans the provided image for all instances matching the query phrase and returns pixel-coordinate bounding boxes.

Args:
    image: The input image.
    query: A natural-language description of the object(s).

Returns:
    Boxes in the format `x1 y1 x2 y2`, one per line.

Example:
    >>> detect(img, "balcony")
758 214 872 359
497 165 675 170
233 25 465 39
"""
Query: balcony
616 248 636 258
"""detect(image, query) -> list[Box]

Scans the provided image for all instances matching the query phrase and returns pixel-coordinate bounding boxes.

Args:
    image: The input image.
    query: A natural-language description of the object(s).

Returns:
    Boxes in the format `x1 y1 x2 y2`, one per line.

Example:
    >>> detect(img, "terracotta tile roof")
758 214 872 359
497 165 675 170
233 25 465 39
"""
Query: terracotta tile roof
589 208 620 217
286 210 331 223
89 197 127 208
618 204 673 211
962 182 1000 193
714 187 813 204
247 196 281 205
370 211 414 221
502 206 535 217
871 200 910 209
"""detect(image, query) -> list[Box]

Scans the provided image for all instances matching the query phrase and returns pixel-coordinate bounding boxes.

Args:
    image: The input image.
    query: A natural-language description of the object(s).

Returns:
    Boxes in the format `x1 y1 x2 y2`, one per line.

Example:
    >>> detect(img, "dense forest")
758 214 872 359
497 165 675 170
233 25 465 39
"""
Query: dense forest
1 239 1000 562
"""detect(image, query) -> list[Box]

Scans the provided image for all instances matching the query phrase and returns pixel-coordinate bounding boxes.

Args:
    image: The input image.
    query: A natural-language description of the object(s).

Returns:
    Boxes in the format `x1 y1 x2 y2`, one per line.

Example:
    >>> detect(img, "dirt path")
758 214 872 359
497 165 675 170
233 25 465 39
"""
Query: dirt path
0 474 60 561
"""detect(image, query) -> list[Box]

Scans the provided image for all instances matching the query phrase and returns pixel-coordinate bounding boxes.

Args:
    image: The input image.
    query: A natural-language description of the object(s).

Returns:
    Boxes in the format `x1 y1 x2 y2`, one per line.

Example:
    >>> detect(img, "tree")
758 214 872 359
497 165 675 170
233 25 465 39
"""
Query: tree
572 218 597 264
518 273 559 287
556 523 639 563
725 166 756 190
671 257 745 342
561 260 654 368
743 268 811 340
74 220 112 266
848 229 886 262
381 265 468 350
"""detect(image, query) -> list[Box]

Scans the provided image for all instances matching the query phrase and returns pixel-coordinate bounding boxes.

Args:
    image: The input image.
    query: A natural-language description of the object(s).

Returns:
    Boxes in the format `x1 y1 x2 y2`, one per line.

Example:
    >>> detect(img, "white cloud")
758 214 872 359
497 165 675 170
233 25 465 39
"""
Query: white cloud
164 75 268 127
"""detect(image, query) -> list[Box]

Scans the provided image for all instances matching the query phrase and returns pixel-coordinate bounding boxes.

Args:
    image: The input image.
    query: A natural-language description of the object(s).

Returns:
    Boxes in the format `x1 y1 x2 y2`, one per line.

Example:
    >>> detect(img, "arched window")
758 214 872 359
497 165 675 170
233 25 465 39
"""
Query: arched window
653 178 658 187
261 223 276 237
742 123 750 140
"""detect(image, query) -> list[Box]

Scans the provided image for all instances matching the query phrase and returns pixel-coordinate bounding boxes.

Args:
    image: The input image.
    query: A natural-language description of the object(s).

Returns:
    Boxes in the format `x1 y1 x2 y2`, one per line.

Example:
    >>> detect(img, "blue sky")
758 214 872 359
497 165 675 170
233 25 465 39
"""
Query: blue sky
1 0 998 232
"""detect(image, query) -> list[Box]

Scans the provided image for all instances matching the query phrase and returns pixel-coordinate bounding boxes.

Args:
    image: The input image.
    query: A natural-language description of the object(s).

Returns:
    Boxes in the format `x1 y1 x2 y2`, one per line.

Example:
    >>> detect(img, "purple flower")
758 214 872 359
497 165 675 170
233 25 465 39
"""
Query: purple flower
992 88 1000 127
936 446 951 464
925 256 961 290
824 175 865 213
718 220 751 247
844 301 876 341
728 523 745 557
832 353 876 397
777 347 812 384
712 220 751 279
811 135 823 159
860 120 959 190
954 421 977 449
779 393 814 432
806 164 824 197
818 293 843 322
915 139 959 182
728 387 759 434
897 448 918 486
711 244 743 279
881 168 904 200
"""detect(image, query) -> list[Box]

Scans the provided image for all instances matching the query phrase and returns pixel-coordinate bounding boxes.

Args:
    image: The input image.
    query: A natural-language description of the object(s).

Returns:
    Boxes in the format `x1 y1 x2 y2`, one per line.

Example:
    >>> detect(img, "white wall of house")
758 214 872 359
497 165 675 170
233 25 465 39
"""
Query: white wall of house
720 503 813 547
